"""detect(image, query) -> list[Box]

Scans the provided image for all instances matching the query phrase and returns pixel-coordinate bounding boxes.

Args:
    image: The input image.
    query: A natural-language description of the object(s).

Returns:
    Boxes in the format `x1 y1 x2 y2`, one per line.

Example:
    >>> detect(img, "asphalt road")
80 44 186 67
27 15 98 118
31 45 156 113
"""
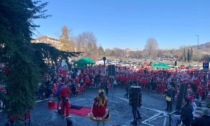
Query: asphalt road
0 86 174 126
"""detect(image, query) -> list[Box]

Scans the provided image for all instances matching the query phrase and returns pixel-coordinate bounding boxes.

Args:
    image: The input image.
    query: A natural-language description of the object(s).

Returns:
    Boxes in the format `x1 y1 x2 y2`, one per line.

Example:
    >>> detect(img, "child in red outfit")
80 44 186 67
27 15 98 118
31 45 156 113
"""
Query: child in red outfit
87 89 110 121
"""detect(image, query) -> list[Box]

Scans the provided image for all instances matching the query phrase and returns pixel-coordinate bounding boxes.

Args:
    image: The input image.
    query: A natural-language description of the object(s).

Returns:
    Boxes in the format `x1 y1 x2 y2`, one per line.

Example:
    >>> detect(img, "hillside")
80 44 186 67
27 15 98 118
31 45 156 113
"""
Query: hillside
191 41 210 53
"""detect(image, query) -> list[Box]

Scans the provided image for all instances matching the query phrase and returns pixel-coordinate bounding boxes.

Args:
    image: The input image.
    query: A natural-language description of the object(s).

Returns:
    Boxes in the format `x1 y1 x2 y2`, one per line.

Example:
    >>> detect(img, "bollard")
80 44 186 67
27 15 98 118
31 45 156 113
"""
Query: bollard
168 110 176 126
168 113 171 126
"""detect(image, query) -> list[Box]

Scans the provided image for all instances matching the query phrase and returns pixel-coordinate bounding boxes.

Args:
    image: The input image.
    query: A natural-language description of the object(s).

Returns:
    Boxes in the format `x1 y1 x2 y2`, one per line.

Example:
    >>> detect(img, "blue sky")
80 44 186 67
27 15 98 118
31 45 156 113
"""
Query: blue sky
33 0 210 50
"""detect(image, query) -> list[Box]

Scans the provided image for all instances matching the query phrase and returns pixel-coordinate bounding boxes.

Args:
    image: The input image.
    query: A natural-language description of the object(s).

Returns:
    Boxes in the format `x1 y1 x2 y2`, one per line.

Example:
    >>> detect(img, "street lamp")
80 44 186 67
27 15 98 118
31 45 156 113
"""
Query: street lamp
196 35 199 49
102 57 106 67
195 35 200 63
102 57 107 76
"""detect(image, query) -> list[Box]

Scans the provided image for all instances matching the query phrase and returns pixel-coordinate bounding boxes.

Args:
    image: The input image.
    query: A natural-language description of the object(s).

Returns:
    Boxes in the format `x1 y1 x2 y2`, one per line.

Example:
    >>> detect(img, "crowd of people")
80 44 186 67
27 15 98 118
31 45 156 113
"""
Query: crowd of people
1 60 210 125
37 61 210 106
115 64 210 125
40 61 210 124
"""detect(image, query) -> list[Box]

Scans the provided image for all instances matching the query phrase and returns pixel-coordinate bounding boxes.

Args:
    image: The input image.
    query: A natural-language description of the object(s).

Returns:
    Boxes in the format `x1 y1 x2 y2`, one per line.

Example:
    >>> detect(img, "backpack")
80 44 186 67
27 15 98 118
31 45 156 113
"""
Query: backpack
55 84 64 96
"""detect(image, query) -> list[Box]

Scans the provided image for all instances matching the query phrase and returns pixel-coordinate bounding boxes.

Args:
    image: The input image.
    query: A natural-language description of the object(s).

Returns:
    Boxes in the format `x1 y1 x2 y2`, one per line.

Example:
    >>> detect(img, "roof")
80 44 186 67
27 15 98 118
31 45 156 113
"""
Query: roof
74 57 96 65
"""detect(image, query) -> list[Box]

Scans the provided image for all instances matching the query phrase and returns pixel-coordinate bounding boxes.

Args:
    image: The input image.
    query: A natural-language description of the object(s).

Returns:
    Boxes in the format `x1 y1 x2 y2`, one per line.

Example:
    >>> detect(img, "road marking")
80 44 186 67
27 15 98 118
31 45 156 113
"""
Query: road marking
115 96 168 126
36 97 52 103
142 112 163 126
115 97 168 116
163 117 167 126
36 100 44 103
147 114 164 122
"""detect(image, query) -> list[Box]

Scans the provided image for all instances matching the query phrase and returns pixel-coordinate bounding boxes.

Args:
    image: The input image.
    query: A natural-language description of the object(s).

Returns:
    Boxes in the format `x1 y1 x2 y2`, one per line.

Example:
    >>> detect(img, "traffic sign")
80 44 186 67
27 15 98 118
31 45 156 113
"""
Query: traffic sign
203 62 209 71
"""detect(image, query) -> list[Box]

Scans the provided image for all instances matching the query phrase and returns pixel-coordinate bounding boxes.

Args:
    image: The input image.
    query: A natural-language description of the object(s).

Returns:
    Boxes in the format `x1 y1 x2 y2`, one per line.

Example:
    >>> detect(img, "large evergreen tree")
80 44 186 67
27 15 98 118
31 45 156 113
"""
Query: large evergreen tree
190 48 193 61
60 26 74 52
187 49 191 62
182 48 186 62
0 0 49 117
0 0 80 119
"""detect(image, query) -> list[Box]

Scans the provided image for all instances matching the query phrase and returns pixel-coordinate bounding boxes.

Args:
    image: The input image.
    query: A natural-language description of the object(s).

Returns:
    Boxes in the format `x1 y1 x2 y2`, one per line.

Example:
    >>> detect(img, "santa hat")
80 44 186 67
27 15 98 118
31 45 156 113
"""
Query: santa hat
188 96 194 101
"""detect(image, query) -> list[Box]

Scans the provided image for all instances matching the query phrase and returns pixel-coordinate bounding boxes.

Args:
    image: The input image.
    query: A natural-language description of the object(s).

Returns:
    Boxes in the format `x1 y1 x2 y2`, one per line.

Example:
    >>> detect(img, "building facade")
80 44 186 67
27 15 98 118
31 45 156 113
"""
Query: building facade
31 36 62 50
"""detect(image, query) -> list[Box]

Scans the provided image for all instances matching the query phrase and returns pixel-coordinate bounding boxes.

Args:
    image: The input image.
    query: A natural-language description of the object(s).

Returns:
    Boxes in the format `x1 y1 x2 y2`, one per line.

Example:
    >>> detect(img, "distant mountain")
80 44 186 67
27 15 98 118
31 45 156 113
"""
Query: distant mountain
191 42 210 50
189 42 210 55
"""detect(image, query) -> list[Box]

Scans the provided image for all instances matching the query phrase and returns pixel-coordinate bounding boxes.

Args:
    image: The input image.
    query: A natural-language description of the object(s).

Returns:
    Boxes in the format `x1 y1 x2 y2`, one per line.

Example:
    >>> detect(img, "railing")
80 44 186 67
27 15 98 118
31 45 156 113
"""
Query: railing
168 110 177 126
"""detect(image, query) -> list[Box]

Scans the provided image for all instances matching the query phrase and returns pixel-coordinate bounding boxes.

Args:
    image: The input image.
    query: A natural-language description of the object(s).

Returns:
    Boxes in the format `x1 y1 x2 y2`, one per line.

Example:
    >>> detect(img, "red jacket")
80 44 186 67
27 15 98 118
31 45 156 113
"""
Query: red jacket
59 86 71 98
106 81 110 88
92 97 107 117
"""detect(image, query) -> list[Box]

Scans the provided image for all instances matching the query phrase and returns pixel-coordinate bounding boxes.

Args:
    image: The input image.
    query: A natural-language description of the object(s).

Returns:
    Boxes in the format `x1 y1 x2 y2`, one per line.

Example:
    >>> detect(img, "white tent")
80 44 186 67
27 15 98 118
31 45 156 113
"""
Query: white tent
96 60 107 65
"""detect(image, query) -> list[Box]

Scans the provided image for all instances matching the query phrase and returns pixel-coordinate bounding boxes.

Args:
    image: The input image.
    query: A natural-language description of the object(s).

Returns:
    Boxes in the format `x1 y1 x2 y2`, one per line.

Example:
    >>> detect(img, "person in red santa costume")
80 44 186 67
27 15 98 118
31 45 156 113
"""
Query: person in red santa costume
87 89 110 122
59 82 72 118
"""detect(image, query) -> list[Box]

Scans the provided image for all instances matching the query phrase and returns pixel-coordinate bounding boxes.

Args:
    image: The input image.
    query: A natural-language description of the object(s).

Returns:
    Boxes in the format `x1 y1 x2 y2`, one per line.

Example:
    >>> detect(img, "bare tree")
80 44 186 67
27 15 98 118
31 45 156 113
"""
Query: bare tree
98 45 105 57
144 38 158 58
112 48 124 58
202 54 210 62
104 49 112 56
75 34 85 52
129 51 136 58
137 50 143 59
193 49 203 61
75 32 98 59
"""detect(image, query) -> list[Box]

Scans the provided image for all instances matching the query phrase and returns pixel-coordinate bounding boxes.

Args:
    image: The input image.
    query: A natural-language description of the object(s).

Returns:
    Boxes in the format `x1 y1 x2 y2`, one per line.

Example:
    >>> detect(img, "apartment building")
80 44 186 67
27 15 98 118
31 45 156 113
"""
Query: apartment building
31 36 62 50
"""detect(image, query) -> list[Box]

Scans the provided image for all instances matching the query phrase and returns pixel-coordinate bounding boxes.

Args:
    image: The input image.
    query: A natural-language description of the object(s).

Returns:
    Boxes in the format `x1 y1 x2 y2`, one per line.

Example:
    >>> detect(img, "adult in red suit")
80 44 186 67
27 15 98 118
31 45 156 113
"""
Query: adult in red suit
59 82 72 118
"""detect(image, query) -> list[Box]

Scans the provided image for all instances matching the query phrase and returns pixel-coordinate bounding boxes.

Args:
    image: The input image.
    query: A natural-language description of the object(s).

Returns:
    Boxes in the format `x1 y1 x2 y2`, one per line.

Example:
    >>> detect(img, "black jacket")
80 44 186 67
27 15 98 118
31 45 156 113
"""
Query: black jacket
181 103 193 125
166 88 173 97
191 115 210 126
